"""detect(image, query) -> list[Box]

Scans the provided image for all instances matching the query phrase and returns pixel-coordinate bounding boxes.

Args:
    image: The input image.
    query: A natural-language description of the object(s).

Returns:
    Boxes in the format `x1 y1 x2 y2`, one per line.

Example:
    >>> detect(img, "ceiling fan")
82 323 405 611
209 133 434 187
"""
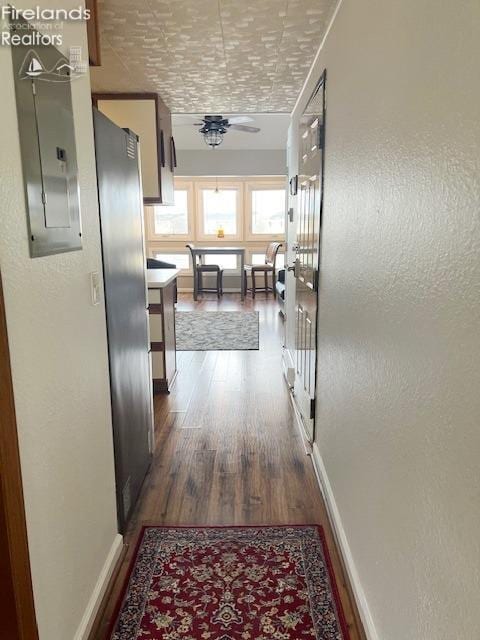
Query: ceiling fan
190 115 261 148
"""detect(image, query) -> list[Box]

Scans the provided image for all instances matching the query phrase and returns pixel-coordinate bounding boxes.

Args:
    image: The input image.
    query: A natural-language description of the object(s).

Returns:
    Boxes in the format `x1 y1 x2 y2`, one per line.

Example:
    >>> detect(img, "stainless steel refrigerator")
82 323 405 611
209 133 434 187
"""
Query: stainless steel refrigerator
93 108 153 533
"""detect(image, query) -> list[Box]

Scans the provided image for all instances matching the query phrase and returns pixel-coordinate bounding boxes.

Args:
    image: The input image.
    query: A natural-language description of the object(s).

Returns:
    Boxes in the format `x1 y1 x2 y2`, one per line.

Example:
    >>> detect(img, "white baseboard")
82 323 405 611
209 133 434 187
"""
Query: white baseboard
289 389 313 454
311 443 379 640
74 533 123 640
281 347 295 388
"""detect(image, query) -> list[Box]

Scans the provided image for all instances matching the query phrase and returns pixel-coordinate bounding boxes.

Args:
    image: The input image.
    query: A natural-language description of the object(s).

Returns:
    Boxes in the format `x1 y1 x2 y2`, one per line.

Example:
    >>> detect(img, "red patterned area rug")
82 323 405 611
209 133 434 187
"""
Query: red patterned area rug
109 525 350 640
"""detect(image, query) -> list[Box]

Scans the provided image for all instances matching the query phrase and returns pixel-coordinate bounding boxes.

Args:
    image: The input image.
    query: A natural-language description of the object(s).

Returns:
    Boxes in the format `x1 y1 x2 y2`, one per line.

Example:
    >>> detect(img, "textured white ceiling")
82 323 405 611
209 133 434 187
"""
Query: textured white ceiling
90 0 337 113
173 113 290 149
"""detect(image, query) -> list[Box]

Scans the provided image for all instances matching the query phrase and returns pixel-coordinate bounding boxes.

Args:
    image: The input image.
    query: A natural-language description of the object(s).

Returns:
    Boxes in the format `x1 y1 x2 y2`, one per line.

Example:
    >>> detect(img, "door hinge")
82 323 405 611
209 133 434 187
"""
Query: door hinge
310 398 316 420
289 175 298 196
318 123 325 149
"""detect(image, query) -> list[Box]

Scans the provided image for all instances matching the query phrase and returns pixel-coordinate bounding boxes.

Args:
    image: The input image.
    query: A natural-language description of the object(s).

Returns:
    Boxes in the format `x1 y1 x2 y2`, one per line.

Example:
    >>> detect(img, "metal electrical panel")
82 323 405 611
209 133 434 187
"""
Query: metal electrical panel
10 18 82 258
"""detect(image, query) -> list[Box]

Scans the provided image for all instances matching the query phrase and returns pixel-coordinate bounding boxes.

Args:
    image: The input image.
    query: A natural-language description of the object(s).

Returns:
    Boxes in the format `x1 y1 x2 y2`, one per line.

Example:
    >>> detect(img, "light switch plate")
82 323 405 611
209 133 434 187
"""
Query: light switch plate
90 271 101 306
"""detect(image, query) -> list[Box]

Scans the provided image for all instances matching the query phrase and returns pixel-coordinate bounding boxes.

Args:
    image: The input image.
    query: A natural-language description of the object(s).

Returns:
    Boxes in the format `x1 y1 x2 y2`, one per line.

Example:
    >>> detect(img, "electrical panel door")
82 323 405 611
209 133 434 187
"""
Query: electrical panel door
10 19 82 258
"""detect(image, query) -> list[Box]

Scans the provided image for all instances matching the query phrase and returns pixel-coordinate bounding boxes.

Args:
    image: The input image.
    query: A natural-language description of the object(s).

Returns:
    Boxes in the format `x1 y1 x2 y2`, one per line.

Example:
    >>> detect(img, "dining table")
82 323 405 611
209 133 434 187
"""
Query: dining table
189 246 246 300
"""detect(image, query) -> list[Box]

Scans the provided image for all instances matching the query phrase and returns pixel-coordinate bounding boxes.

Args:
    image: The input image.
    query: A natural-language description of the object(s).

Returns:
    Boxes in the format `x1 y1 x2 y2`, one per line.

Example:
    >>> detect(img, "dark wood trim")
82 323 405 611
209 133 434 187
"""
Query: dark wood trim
92 92 159 101
91 93 165 205
153 379 169 393
151 341 165 352
148 304 164 314
86 0 101 66
143 197 162 205
0 274 38 640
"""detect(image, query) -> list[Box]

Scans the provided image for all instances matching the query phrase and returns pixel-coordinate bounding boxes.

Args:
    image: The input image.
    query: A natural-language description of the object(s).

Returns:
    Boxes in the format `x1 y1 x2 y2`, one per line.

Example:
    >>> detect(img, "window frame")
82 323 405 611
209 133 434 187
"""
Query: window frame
146 180 194 242
195 180 244 242
147 244 192 275
244 179 287 242
203 253 240 272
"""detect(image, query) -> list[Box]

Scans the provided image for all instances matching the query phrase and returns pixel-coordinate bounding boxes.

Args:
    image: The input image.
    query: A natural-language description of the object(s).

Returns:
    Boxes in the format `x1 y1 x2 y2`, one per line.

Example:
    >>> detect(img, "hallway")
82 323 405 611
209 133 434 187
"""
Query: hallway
93 294 364 639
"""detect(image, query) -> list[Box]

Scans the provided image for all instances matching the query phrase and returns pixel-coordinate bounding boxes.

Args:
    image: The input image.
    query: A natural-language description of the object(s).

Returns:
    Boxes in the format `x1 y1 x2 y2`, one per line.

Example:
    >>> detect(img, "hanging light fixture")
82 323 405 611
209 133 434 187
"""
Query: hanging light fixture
203 129 223 148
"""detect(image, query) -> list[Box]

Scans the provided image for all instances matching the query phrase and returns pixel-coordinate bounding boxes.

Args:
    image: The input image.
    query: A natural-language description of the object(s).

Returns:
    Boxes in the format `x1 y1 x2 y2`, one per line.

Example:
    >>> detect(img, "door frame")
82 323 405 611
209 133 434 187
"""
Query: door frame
0 273 38 639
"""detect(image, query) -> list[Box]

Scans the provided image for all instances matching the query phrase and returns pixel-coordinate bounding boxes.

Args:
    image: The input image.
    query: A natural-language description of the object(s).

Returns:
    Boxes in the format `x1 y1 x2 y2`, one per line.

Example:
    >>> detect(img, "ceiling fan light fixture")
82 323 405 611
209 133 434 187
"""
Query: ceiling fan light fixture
203 129 223 148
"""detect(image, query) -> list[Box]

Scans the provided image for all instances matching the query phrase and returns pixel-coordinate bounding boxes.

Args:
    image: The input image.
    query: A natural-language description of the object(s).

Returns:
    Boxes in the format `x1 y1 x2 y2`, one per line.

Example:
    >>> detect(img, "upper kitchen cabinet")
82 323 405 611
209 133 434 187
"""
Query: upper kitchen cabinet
93 93 176 205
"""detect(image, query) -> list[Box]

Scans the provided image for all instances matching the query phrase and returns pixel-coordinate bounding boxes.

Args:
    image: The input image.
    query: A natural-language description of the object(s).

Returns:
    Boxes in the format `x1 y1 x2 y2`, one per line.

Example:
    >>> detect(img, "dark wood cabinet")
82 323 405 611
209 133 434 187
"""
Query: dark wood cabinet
155 95 175 206
147 270 180 393
92 93 176 205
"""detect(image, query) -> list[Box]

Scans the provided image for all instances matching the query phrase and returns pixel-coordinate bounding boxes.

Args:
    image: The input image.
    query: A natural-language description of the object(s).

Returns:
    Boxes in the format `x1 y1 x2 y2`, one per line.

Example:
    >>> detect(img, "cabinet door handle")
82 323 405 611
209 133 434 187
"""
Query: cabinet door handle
170 136 177 170
159 129 166 167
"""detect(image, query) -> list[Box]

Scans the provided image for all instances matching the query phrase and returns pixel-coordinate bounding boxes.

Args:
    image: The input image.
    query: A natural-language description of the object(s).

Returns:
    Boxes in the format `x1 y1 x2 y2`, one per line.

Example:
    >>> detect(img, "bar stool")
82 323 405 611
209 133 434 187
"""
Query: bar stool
186 244 224 300
243 242 282 298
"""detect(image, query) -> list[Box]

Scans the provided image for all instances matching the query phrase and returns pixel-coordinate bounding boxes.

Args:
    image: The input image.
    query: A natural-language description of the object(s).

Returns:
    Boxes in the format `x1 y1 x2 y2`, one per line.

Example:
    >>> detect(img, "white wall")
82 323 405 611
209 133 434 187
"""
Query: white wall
0 4 120 639
176 149 286 176
290 1 480 638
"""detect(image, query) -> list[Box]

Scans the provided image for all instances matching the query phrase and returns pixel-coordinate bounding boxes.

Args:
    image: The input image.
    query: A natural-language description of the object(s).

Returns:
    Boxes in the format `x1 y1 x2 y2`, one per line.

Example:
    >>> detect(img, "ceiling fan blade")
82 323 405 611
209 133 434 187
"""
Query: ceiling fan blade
227 116 254 125
174 120 205 127
229 124 261 133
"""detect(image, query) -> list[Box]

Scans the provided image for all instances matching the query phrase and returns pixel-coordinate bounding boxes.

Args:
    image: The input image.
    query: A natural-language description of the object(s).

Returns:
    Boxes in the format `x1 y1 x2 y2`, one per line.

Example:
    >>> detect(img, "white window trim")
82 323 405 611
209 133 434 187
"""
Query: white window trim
144 177 288 274
244 179 287 242
146 180 195 242
147 245 192 275
202 253 240 273
195 180 244 242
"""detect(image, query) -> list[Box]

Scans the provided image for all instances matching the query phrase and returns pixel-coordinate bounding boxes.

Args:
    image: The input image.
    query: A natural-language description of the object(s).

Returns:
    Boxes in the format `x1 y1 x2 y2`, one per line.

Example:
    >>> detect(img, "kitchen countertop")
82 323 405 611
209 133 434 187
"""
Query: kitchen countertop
146 268 181 289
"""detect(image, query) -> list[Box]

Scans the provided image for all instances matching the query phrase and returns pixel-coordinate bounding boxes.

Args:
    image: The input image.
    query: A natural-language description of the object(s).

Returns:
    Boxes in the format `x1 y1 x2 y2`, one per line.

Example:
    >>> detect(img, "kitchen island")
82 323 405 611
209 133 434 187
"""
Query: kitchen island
147 268 181 393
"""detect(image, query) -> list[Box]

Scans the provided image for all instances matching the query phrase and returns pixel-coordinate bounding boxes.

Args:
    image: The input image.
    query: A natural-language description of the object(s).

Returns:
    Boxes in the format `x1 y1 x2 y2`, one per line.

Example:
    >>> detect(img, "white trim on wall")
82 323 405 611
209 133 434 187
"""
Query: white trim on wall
310 444 379 640
73 534 123 640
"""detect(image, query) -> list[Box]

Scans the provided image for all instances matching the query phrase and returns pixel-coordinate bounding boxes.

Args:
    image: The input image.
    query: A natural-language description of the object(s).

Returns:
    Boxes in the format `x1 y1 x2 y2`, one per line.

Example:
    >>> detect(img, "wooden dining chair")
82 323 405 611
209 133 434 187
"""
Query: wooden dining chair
243 242 283 298
186 244 224 300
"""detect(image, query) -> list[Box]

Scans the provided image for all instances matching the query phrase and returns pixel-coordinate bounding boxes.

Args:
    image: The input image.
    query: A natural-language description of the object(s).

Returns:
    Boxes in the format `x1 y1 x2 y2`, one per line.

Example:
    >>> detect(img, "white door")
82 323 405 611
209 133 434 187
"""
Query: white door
290 72 326 442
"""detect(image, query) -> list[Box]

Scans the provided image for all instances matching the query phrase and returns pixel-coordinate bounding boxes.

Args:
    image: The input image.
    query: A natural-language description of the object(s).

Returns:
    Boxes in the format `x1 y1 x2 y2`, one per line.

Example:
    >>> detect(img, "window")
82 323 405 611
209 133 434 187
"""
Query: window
251 189 285 234
204 254 238 270
252 252 285 269
153 190 188 235
196 181 243 240
202 189 237 235
146 181 193 241
245 181 286 240
152 252 190 270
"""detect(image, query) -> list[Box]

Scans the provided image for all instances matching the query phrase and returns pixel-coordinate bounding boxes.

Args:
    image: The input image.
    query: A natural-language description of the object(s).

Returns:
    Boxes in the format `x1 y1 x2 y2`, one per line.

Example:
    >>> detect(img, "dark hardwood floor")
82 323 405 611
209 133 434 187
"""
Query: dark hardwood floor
92 293 365 640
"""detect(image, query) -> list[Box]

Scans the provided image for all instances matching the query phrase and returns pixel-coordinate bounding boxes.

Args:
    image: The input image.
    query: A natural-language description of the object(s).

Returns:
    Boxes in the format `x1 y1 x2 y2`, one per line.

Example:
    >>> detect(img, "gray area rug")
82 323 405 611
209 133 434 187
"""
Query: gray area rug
175 311 259 351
